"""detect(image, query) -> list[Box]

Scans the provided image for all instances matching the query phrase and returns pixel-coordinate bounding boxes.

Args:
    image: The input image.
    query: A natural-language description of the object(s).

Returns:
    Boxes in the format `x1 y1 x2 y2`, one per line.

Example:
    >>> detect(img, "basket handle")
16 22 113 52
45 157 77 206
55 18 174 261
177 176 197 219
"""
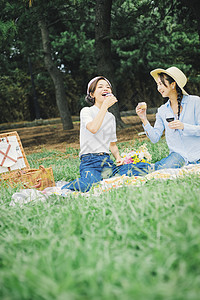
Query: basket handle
39 165 46 171
23 179 42 189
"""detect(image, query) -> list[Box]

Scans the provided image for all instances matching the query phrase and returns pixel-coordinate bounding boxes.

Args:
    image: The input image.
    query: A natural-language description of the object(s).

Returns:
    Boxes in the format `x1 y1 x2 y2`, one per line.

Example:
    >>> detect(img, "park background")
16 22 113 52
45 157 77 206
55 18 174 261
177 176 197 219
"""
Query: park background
0 0 200 131
1 2 200 300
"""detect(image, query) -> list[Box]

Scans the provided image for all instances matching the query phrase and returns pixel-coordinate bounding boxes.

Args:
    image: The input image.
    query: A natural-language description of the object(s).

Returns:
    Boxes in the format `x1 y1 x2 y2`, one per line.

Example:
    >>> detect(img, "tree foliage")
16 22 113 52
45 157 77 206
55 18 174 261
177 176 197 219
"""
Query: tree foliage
0 0 199 123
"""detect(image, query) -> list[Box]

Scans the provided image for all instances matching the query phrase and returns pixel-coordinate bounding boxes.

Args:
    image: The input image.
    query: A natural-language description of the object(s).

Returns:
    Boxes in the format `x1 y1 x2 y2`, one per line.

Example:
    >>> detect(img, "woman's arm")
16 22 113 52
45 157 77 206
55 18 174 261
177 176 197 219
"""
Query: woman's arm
143 112 165 143
182 123 200 136
182 97 200 136
110 142 123 166
169 97 200 136
136 103 164 143
86 95 117 134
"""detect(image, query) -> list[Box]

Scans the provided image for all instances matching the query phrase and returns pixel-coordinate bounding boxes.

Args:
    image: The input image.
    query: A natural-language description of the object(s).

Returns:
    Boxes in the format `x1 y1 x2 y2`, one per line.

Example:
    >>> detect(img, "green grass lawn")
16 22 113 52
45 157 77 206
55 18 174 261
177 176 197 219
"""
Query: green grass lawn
0 139 200 300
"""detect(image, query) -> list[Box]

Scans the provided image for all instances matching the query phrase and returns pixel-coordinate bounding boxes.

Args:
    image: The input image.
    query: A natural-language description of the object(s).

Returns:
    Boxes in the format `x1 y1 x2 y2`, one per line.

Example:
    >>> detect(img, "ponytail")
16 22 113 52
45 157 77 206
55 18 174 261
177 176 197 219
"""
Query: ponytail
85 94 95 106
176 85 183 120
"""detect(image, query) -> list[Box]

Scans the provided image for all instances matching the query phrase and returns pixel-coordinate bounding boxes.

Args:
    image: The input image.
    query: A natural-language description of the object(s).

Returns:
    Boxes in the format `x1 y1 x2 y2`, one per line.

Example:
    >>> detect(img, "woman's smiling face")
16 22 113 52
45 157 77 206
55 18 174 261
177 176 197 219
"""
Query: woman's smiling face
157 75 174 98
91 79 112 104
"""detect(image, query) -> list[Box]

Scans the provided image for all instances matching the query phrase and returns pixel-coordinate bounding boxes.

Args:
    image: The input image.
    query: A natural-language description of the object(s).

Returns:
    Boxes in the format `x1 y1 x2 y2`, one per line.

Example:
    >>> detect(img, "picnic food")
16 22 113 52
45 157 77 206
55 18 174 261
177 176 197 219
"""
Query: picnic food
139 102 147 109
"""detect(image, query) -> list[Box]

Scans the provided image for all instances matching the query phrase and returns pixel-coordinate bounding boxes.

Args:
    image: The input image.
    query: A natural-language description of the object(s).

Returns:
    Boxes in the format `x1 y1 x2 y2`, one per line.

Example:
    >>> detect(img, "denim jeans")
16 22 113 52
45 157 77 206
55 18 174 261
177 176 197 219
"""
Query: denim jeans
154 152 185 170
61 153 151 192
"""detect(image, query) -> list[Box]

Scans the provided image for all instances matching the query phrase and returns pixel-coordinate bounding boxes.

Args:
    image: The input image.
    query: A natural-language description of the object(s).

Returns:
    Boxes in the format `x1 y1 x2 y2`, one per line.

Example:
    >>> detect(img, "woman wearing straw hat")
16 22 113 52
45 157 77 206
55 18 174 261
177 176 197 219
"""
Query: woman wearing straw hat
61 76 150 192
136 66 200 170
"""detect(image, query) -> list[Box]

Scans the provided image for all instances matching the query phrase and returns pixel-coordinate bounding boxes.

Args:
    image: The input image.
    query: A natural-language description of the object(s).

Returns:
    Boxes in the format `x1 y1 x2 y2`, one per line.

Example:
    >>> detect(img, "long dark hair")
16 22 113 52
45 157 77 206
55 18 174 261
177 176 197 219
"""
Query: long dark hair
85 76 112 106
159 72 183 119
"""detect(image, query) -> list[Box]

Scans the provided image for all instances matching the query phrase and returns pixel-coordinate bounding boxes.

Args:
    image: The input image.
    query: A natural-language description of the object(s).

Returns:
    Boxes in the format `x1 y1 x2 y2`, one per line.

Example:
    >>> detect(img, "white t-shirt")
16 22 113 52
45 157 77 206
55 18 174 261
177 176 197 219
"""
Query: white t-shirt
79 105 117 157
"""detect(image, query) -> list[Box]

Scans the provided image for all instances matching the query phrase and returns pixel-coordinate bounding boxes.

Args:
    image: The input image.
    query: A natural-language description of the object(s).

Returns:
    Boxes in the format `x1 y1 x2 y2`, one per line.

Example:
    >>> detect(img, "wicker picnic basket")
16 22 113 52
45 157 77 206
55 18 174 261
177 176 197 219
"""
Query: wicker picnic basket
0 131 55 190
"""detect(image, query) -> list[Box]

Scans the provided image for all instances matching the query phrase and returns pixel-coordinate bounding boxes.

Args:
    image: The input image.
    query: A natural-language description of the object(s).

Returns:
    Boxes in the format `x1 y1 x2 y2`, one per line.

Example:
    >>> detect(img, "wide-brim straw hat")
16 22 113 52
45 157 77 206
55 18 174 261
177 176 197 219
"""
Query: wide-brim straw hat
150 66 188 95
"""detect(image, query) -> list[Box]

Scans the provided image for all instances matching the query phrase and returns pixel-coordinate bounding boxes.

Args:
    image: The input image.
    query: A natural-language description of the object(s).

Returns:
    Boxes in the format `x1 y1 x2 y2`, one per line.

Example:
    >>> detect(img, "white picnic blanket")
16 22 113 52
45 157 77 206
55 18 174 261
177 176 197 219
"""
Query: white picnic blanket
10 164 200 206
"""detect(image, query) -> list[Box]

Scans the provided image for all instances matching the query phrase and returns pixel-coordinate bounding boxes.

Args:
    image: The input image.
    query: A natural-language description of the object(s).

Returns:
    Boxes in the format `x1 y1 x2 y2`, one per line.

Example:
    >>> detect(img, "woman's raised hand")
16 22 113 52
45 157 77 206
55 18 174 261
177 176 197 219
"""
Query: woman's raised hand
103 94 118 109
136 102 147 120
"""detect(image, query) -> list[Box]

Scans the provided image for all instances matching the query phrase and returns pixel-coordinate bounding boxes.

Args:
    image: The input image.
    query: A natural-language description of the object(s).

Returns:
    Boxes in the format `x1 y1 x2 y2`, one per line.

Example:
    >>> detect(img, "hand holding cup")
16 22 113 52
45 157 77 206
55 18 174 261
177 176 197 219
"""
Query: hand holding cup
136 102 147 122
138 102 147 110
103 93 118 109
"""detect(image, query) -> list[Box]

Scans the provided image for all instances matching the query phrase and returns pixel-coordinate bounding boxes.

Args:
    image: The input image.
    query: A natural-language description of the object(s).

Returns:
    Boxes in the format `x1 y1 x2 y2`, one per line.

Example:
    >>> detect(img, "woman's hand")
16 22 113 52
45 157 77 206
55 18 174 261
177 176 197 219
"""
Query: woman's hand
110 142 124 166
86 94 117 134
102 94 118 109
168 120 184 130
116 157 124 166
136 102 148 125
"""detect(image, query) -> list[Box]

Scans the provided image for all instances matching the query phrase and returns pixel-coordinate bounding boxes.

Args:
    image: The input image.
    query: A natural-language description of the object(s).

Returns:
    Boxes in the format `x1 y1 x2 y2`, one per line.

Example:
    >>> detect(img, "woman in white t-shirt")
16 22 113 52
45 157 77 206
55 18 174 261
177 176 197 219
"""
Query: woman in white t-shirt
61 76 150 192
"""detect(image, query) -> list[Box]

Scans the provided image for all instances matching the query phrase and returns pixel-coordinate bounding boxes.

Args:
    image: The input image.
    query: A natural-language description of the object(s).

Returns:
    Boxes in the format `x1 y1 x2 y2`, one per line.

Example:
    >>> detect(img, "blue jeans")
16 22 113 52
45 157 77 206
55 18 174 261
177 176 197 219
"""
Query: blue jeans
61 153 151 192
154 152 185 170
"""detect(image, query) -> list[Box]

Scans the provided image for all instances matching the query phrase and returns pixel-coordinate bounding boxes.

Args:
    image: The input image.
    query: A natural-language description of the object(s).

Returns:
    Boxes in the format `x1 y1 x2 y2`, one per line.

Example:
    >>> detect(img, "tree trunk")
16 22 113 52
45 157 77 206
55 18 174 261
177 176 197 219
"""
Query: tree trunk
95 0 126 128
38 19 73 130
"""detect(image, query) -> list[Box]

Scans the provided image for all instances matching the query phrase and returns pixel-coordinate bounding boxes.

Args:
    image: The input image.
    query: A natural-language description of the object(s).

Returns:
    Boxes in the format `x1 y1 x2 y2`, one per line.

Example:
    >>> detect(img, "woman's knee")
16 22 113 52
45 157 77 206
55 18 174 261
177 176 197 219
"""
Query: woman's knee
155 152 185 170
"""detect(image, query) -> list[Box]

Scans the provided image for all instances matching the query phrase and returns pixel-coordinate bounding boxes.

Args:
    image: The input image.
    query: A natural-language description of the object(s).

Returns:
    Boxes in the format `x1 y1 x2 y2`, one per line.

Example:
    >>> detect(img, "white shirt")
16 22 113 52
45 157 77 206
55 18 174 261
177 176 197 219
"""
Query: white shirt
79 105 117 157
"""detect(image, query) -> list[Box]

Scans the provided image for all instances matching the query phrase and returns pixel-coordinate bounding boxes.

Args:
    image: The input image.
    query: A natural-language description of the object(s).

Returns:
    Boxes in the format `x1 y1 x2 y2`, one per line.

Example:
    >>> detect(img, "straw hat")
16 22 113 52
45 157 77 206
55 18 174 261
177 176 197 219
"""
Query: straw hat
87 76 112 95
150 66 188 95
